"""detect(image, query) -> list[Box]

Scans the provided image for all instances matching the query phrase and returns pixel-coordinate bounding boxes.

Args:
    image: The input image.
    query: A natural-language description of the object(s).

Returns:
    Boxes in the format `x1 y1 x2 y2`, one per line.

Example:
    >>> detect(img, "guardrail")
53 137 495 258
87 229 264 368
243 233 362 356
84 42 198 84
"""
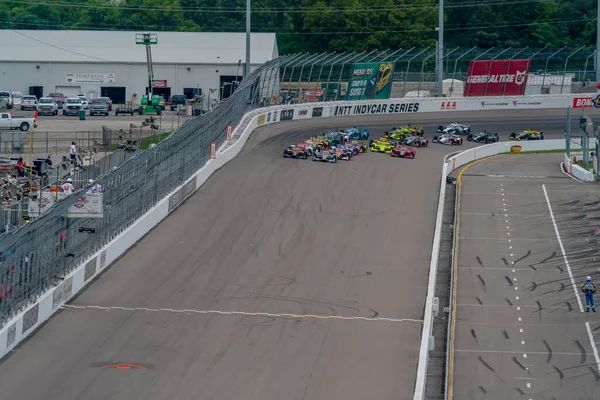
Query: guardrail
0 92 591 362
413 138 587 400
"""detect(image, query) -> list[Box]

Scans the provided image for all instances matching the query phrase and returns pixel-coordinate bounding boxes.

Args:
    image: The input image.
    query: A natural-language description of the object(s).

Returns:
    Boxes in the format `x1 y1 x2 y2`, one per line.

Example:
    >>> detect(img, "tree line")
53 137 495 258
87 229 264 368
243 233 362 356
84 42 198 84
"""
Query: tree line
1 0 596 54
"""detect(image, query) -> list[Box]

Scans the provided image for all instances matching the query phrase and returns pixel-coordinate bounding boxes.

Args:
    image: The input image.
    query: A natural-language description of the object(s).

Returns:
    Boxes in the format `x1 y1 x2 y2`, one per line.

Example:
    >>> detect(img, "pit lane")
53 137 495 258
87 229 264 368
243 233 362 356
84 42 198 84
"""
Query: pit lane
450 154 600 399
0 110 587 400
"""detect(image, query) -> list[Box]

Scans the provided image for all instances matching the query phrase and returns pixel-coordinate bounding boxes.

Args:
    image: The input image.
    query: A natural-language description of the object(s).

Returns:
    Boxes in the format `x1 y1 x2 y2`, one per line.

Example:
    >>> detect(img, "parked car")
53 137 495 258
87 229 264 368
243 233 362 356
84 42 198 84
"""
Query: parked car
89 99 109 116
63 97 84 116
170 94 187 110
0 112 37 131
37 97 59 116
77 95 89 110
98 96 113 111
48 92 65 109
11 92 23 108
21 95 38 111
0 91 13 109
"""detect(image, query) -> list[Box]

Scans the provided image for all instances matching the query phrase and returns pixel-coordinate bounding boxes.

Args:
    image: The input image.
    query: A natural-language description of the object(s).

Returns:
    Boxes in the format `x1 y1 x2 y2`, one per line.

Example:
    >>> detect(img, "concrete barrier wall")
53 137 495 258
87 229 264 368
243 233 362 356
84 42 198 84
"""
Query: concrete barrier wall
0 94 590 372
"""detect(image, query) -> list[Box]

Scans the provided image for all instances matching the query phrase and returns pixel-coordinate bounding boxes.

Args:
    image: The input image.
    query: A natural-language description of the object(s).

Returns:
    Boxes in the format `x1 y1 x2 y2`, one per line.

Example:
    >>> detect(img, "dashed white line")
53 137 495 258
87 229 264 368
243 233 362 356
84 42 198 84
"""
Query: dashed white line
60 305 422 324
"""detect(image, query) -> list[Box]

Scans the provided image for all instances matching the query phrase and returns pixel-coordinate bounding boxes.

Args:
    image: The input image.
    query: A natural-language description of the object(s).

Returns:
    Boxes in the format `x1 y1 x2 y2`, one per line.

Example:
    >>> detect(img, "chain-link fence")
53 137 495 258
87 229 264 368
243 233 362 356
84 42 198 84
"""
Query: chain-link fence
0 48 595 326
275 47 600 101
0 56 282 326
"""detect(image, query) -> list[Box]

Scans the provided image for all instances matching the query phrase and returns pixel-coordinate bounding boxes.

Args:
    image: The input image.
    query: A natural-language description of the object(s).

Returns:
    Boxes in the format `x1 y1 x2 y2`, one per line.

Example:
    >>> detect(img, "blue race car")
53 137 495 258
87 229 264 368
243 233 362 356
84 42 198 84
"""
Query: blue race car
342 127 369 140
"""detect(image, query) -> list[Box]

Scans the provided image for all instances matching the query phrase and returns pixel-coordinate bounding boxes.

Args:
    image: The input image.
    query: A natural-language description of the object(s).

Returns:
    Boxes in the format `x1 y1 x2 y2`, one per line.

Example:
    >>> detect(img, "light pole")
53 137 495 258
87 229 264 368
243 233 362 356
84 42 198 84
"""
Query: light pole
245 0 251 78
437 0 444 97
596 0 600 86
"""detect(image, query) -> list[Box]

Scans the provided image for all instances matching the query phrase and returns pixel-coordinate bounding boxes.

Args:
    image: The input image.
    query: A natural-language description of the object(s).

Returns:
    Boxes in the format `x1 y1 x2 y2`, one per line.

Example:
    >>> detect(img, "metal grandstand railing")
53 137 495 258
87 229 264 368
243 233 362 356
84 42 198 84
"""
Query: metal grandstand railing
0 48 595 326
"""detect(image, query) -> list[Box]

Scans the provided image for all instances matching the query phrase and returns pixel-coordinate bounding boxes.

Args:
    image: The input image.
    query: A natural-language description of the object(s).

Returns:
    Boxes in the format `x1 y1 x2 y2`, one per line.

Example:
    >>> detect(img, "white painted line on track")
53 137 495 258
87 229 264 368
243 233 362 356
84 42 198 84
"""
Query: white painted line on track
585 321 600 374
60 304 422 324
542 184 584 313
455 349 594 356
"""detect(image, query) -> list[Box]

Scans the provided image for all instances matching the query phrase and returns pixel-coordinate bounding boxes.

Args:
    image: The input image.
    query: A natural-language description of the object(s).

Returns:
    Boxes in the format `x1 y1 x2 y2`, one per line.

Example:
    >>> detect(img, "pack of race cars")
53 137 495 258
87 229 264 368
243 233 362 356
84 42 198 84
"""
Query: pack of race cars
282 123 545 163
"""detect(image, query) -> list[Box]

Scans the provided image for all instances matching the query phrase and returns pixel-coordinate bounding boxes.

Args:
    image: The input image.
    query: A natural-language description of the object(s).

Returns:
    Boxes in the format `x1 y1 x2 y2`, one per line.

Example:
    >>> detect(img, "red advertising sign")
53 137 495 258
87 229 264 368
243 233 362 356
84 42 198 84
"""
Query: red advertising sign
305 89 324 103
573 97 593 108
464 60 530 96
152 80 167 88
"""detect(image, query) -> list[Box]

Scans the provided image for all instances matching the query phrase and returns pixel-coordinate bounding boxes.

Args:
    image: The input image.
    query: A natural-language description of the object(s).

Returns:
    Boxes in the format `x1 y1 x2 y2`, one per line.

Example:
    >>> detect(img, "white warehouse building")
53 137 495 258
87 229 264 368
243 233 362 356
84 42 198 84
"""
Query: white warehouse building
0 30 279 104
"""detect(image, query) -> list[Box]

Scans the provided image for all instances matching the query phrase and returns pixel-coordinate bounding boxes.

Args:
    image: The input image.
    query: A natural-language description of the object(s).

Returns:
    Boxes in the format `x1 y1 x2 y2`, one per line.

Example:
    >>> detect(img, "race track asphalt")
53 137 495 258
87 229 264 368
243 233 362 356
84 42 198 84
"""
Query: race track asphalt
0 109 587 400
452 154 600 400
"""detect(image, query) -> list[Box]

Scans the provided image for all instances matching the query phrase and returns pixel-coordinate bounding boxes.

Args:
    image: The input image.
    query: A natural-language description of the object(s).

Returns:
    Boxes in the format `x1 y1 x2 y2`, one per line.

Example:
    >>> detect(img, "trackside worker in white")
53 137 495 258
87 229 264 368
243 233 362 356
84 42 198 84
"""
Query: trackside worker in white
582 276 597 312
87 179 102 193
69 141 77 165
62 178 75 195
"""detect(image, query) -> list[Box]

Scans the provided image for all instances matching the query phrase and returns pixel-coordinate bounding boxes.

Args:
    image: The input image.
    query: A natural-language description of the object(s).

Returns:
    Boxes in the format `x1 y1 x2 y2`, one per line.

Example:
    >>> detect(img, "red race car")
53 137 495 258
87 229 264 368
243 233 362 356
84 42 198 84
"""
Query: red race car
391 144 416 159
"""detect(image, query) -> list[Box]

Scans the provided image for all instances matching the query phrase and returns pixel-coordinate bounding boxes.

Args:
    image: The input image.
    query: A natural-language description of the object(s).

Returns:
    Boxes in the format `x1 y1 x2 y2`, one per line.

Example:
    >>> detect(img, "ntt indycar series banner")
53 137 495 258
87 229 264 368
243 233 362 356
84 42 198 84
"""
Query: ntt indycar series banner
330 102 419 116
464 59 530 96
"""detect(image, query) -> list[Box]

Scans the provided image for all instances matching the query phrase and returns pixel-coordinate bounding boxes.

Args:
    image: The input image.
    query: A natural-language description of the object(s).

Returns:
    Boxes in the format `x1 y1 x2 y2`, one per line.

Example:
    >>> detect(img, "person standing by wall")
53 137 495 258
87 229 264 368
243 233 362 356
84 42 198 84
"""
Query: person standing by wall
15 157 26 177
61 178 75 195
69 142 77 166
582 276 597 312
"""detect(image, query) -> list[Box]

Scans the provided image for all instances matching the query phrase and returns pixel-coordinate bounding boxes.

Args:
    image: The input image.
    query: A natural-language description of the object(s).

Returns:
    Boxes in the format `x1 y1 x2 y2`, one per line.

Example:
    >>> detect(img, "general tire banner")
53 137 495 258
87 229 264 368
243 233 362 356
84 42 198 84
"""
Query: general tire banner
464 59 530 96
346 63 393 100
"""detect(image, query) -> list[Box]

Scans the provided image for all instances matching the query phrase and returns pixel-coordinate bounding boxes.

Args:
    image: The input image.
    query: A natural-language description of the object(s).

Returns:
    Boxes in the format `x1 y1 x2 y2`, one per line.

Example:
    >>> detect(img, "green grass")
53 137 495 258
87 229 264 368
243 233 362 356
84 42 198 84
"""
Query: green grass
108 132 171 151
500 149 566 154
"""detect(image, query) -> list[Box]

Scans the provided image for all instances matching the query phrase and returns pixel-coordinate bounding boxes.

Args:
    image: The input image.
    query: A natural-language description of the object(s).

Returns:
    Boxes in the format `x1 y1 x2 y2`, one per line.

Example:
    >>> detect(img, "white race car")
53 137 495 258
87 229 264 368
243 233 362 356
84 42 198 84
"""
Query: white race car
432 134 463 146
437 122 471 135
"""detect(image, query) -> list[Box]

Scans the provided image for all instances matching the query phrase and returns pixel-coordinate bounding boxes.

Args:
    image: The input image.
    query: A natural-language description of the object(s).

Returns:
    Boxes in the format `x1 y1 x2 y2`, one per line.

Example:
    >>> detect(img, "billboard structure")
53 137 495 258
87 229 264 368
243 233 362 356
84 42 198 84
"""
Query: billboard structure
346 63 394 100
464 59 531 96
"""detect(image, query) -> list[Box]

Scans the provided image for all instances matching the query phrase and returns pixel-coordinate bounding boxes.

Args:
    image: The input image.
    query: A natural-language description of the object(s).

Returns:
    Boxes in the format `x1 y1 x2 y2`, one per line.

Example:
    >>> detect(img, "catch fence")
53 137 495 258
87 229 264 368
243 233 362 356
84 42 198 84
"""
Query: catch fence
276 47 600 101
0 56 281 326
0 48 595 326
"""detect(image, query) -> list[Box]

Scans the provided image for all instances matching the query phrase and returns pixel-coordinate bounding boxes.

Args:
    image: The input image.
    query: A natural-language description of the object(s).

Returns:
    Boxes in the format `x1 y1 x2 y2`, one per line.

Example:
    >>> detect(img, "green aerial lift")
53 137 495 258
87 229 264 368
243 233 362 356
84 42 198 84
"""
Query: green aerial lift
136 33 162 116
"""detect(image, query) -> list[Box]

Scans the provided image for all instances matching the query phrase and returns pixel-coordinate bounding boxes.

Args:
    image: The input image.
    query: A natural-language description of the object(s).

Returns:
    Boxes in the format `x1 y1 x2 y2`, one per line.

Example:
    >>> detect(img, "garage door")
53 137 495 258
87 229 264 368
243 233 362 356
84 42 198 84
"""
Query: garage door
54 86 82 97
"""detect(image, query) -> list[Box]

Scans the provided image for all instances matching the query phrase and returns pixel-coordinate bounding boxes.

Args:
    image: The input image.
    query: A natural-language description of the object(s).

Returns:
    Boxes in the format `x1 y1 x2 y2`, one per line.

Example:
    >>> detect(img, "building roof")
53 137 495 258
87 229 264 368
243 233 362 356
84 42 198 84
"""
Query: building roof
0 30 278 65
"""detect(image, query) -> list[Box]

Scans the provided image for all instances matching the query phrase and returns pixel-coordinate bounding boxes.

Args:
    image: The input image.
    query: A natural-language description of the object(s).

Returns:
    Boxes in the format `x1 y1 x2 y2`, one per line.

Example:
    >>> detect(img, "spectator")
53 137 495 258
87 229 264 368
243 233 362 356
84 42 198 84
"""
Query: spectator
39 154 52 186
69 142 77 165
61 178 75 195
87 179 102 194
15 157 26 177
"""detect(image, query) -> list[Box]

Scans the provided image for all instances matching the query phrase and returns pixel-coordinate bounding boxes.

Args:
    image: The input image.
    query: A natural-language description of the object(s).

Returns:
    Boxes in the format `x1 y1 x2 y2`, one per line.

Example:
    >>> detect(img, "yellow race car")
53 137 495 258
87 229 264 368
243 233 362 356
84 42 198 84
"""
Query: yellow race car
369 139 395 153
508 130 544 141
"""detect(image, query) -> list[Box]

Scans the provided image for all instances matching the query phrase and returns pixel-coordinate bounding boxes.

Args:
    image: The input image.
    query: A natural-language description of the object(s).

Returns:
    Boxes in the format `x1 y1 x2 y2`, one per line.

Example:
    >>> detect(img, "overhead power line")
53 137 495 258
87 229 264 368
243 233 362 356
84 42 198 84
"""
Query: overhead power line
2 0 561 13
1 16 595 36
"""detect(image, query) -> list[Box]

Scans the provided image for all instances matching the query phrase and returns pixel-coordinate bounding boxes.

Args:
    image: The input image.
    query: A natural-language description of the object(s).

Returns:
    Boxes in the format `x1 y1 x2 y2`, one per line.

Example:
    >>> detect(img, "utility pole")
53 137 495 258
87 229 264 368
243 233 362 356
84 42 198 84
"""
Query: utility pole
245 0 251 78
580 115 593 168
566 107 571 158
437 0 444 97
597 0 600 85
